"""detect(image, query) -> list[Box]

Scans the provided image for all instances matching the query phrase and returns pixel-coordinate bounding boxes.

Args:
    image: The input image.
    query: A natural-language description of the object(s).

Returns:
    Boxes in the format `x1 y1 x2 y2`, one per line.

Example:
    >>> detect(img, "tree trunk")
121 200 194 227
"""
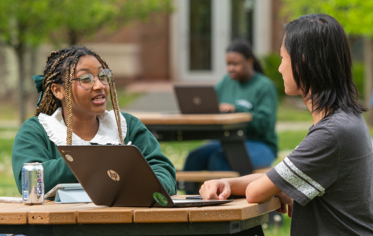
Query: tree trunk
30 47 38 76
15 43 26 125
68 28 80 46
363 37 373 125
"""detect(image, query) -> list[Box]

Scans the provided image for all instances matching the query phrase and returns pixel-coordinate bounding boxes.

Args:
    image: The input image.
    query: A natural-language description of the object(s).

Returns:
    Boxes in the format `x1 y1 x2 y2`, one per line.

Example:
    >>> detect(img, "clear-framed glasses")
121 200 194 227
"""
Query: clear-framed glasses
72 68 113 90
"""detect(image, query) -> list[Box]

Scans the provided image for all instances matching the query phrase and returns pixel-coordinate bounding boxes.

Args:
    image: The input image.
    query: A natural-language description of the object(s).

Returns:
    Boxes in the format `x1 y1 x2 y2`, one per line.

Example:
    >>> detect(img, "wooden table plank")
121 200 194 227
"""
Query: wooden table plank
77 204 134 224
0 212 27 225
28 211 76 224
134 208 189 223
0 203 37 224
78 210 132 224
129 112 252 125
1 202 90 225
0 203 24 211
189 198 281 222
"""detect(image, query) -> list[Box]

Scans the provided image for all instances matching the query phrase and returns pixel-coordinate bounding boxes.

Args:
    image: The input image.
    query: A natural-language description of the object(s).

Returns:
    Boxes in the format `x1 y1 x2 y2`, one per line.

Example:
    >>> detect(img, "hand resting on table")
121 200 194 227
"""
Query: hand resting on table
199 174 293 217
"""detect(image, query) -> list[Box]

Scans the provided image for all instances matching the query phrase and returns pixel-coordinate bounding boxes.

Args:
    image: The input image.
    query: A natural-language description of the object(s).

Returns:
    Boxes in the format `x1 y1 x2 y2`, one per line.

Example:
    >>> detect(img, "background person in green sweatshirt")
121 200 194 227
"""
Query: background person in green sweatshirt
183 39 278 174
12 46 177 195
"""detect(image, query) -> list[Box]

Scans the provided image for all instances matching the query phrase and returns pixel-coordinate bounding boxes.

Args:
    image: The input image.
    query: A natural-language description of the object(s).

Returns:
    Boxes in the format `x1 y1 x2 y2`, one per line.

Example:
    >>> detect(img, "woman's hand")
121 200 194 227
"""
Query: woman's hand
219 103 235 113
199 179 231 200
275 191 293 217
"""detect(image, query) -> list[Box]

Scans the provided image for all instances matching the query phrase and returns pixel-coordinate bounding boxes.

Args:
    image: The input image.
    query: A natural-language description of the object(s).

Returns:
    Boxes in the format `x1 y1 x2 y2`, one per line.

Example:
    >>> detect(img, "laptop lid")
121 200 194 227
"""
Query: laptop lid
174 85 220 114
57 145 231 207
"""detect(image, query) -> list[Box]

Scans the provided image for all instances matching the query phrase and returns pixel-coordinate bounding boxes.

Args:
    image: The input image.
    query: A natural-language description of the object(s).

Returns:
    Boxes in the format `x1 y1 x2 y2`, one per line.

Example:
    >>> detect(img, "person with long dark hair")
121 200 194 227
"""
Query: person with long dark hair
199 14 373 235
183 39 278 175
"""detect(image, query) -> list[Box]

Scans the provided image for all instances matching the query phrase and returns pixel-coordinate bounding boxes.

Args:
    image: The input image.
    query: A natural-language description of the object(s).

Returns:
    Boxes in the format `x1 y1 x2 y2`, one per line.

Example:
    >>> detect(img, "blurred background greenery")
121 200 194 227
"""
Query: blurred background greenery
262 54 366 101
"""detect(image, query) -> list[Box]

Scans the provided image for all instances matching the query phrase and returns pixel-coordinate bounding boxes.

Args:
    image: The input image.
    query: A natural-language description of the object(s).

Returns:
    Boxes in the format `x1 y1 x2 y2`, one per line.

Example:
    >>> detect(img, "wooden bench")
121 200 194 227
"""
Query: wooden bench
176 168 272 191
176 171 240 182
252 167 272 174
176 167 272 181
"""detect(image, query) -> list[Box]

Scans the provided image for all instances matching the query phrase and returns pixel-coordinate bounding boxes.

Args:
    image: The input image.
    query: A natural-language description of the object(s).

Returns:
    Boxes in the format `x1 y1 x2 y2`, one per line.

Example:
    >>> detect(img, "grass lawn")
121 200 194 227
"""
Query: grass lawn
0 139 19 197
0 106 17 120
277 97 313 122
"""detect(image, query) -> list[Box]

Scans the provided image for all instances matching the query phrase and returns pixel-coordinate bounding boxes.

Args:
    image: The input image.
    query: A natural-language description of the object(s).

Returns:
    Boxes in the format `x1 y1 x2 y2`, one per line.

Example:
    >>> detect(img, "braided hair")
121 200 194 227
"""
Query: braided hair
34 46 124 145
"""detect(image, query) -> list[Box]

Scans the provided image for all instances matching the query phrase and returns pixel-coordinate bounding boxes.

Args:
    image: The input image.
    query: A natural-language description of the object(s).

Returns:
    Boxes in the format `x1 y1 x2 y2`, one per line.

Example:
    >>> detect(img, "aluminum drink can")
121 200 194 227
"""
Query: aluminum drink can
22 162 44 204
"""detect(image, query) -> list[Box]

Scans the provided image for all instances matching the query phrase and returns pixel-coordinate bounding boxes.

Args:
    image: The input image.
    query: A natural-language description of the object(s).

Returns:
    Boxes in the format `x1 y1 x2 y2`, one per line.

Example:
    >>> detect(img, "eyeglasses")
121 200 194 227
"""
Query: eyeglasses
72 68 113 90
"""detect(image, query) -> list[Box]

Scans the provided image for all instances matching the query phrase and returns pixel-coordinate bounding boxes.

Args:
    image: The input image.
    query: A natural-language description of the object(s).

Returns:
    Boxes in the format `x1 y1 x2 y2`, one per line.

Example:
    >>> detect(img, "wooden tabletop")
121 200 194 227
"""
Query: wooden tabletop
128 112 252 125
0 197 280 225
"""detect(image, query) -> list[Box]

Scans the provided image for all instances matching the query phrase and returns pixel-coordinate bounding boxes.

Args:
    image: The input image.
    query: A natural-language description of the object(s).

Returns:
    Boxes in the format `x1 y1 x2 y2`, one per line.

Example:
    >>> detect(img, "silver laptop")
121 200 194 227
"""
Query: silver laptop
57 145 231 207
174 85 221 114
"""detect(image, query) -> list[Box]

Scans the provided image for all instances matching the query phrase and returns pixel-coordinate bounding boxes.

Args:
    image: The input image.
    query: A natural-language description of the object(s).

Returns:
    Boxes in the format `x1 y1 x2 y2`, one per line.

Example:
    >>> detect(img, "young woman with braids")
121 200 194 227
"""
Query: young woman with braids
12 46 177 195
183 39 278 175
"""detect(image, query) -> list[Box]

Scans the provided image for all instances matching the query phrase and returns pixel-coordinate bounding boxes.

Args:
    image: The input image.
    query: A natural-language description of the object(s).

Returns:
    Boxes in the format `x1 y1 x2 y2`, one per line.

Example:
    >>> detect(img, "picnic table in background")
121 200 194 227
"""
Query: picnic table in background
130 112 254 175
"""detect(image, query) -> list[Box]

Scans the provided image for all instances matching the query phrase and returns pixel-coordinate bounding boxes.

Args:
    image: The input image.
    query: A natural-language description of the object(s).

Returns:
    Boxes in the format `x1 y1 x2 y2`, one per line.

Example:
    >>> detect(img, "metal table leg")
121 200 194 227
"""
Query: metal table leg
221 138 253 175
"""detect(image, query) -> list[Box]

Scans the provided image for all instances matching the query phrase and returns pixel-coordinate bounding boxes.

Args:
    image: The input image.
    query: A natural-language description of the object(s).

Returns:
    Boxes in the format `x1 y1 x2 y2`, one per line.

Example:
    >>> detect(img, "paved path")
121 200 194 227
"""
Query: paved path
0 121 18 139
124 92 179 113
0 120 18 128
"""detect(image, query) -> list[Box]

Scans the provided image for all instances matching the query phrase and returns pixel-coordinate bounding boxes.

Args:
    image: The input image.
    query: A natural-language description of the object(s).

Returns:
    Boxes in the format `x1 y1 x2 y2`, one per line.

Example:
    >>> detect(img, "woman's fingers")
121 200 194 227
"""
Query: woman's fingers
274 191 293 216
199 181 217 199
287 200 293 218
219 103 235 112
218 187 231 200
206 181 220 199
276 203 286 214
200 180 231 200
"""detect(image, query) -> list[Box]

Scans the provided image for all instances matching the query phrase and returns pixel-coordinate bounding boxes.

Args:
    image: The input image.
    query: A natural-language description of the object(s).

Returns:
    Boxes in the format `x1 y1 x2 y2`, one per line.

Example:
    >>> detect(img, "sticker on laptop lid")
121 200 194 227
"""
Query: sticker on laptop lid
107 170 120 181
65 154 73 162
153 192 168 206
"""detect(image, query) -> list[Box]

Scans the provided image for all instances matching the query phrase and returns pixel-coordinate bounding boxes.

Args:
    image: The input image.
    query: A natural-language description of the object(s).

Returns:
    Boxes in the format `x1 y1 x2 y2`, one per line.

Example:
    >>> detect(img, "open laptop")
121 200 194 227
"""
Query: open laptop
56 145 232 207
174 85 221 114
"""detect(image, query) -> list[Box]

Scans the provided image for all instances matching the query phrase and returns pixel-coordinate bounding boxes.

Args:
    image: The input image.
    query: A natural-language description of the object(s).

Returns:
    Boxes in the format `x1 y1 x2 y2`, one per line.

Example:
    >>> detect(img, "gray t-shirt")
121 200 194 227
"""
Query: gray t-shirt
267 109 373 235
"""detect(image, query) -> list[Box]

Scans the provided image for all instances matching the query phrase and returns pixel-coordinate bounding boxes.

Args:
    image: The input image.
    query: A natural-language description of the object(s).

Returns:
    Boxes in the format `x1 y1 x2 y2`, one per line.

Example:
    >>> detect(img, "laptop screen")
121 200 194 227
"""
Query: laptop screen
174 85 220 114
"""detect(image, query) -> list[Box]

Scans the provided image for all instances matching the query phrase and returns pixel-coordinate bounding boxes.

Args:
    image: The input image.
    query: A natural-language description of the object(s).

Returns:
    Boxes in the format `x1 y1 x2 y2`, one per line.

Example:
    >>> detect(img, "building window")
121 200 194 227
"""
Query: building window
189 0 212 71
231 0 255 44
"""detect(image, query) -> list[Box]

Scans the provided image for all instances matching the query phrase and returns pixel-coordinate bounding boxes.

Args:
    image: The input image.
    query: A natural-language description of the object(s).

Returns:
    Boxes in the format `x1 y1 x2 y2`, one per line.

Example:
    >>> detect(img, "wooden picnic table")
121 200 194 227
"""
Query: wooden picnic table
130 112 254 176
0 196 280 236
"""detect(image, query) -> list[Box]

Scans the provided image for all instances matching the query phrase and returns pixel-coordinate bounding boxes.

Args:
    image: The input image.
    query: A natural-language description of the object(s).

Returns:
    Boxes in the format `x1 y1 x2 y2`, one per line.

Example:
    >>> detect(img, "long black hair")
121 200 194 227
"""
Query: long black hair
284 14 365 114
227 39 265 74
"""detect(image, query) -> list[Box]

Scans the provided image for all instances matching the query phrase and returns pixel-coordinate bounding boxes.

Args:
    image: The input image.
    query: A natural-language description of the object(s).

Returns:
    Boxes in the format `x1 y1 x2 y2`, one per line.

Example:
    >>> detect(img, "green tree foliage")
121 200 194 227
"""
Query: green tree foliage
0 0 55 123
51 0 173 45
0 1 55 47
0 0 172 124
282 0 373 36
262 54 365 101
261 54 285 100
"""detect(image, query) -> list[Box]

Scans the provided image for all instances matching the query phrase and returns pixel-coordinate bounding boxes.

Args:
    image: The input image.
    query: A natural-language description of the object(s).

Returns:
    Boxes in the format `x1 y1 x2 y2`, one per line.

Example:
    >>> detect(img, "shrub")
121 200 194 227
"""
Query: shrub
261 53 285 100
261 53 365 101
352 61 364 100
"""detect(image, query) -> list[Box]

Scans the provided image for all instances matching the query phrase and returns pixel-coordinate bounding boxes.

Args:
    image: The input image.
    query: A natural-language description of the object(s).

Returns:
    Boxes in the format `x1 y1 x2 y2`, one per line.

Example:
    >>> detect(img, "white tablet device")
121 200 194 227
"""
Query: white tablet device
45 183 83 198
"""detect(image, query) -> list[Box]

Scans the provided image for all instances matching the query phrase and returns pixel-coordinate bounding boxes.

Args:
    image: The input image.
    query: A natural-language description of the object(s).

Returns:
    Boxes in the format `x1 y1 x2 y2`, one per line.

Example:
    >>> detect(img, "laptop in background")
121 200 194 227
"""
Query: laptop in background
174 85 221 114
57 145 232 207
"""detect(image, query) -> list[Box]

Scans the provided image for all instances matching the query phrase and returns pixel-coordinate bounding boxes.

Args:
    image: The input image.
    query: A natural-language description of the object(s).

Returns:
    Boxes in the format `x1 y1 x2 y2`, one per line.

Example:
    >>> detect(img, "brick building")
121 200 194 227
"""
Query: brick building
75 0 283 85
0 0 284 96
